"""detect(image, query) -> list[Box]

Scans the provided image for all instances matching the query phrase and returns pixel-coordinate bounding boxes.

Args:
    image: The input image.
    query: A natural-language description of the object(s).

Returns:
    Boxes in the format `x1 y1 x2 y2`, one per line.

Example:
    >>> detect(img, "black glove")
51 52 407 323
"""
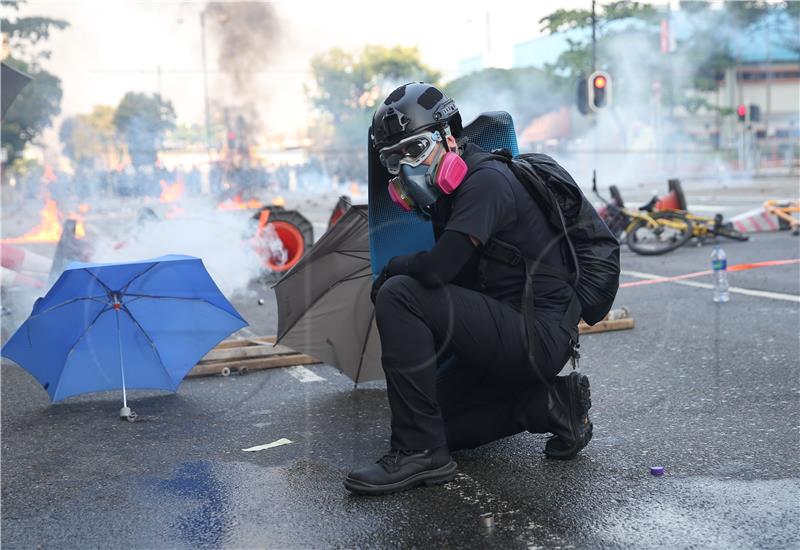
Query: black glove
370 266 391 305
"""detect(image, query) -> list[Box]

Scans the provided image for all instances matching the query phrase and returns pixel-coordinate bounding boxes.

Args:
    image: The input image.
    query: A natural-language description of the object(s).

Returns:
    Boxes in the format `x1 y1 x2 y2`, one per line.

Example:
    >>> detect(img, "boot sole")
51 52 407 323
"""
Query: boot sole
544 373 593 460
343 459 457 496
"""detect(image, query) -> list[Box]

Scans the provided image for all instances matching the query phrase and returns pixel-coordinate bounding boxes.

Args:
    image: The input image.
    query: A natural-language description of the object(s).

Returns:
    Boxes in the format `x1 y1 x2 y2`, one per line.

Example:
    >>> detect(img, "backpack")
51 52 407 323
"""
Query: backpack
470 149 621 327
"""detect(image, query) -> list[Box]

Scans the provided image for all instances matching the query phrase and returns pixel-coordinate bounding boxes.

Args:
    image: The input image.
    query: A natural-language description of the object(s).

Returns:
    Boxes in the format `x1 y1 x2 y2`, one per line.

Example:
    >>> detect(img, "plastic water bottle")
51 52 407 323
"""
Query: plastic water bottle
711 246 730 303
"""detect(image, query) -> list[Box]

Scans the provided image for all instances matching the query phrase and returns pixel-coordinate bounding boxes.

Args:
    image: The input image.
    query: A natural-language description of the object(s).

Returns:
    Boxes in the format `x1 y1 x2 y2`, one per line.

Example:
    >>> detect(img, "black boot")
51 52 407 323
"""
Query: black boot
544 372 593 459
344 447 457 495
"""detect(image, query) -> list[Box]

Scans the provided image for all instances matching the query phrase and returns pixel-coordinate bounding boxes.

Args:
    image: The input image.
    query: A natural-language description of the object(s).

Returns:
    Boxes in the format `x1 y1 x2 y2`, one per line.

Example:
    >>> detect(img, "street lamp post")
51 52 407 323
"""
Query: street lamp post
200 9 212 194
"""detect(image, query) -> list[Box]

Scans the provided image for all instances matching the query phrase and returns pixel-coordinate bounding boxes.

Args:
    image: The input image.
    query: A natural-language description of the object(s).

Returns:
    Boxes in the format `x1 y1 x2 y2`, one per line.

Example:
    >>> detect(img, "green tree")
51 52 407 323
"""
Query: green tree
113 92 176 167
1 0 68 171
724 0 772 27
59 105 117 169
1 0 68 68
780 1 800 55
538 1 659 82
1 58 62 169
308 45 441 153
537 1 781 115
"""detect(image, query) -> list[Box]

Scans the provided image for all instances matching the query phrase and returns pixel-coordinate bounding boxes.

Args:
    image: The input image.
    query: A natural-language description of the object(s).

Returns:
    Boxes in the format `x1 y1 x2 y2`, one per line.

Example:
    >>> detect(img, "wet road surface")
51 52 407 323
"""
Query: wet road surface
2 223 799 548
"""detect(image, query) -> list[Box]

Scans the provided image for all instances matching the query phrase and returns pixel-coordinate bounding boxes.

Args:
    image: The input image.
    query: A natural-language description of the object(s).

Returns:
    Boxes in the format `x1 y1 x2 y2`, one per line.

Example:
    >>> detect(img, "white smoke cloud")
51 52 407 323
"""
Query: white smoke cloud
90 202 265 296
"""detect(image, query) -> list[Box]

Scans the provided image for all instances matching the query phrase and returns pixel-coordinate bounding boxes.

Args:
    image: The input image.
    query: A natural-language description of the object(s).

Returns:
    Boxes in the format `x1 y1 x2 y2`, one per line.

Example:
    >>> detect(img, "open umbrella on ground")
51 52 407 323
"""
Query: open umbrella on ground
274 205 383 385
1 255 247 417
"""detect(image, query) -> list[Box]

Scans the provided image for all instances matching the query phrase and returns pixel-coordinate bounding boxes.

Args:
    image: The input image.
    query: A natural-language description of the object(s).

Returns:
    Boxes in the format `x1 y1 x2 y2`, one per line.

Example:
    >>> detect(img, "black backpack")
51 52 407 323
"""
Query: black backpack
471 149 621 327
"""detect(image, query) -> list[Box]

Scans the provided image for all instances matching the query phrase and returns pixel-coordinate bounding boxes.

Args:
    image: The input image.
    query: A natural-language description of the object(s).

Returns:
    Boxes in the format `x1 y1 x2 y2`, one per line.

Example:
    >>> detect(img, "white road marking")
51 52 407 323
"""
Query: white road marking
286 365 326 382
621 269 800 303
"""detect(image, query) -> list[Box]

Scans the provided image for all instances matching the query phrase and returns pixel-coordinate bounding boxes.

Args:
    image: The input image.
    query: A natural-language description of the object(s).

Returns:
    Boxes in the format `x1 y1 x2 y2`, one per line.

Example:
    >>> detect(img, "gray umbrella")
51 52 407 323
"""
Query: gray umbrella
274 205 383 384
1 62 32 120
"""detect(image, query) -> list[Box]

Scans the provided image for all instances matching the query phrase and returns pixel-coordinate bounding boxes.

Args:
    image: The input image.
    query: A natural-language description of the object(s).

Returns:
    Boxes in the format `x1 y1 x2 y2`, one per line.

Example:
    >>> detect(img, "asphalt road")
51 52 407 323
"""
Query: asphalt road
2 217 799 548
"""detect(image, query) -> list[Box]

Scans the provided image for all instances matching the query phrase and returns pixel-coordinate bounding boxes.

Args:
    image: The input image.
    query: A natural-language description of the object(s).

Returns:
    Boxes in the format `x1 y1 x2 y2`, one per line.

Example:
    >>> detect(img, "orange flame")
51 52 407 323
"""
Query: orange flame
217 194 263 210
1 193 85 243
272 196 286 207
72 218 86 239
159 180 185 203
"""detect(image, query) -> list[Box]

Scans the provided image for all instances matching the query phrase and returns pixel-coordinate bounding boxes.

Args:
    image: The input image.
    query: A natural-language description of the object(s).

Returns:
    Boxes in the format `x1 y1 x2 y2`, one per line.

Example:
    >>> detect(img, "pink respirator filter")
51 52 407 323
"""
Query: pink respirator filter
387 178 413 212
436 152 468 194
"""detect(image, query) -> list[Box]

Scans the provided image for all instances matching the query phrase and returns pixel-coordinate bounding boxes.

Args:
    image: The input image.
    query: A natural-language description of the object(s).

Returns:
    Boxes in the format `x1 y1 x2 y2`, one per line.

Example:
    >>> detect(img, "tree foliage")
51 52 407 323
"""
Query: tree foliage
539 1 660 81
537 1 784 114
308 45 441 152
59 105 117 169
1 0 68 170
1 0 68 70
113 93 176 167
1 58 62 167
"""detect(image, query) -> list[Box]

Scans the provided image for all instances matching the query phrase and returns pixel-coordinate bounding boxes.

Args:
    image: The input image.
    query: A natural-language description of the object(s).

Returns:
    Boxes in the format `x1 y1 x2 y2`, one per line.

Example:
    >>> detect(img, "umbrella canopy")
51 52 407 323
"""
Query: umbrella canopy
1 62 32 120
1 254 247 404
274 205 383 384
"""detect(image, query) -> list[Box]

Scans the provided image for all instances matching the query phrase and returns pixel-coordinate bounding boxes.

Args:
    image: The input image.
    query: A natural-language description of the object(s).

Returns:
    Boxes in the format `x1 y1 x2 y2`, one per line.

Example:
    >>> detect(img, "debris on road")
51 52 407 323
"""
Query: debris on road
480 512 495 529
188 336 320 378
286 365 325 382
579 307 635 335
650 466 665 476
242 437 293 452
191 308 637 382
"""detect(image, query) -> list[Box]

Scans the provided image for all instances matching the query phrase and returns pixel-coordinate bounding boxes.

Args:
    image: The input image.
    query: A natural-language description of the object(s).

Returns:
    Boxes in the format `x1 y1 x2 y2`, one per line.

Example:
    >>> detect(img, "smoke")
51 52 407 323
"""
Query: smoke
204 2 284 136
450 71 564 139
90 202 265 295
448 4 799 195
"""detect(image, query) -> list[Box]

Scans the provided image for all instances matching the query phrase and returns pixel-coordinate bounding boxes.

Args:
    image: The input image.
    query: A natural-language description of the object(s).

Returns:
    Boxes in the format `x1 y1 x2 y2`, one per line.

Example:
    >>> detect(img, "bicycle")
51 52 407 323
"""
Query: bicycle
593 177 694 256
608 180 749 244
656 179 748 243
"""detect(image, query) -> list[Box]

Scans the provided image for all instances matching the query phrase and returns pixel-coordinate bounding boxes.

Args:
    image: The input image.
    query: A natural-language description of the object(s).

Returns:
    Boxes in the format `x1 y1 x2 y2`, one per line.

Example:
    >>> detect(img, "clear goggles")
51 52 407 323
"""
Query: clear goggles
378 130 442 175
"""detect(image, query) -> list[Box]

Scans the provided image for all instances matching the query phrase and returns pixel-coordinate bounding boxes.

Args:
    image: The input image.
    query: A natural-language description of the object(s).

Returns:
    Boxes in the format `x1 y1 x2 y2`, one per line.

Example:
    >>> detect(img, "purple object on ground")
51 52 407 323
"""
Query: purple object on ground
650 466 665 476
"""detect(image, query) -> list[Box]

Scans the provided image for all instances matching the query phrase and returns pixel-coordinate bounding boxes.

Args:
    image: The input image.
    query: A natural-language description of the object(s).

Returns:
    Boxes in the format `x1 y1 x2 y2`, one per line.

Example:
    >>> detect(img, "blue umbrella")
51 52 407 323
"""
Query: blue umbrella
1 254 247 416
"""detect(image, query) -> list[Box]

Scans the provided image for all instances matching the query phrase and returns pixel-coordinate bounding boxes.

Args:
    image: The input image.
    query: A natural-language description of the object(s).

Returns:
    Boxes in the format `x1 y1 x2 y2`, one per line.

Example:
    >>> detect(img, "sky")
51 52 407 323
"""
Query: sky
16 0 591 148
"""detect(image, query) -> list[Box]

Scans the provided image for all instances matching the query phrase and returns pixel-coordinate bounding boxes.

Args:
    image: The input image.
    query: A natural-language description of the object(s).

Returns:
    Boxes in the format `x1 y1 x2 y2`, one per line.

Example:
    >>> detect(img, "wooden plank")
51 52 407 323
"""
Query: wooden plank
201 342 296 362
213 339 255 350
187 353 321 378
579 317 635 335
212 336 276 350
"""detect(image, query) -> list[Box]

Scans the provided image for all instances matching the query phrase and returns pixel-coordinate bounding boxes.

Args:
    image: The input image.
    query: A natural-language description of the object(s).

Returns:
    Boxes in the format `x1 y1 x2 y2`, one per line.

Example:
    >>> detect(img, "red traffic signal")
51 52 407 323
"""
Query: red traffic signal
588 71 611 111
593 75 607 89
737 104 747 122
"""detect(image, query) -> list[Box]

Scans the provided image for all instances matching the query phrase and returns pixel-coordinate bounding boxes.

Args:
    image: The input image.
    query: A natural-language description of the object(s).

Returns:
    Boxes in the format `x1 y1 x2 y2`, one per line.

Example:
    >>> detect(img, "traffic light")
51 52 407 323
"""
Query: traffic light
749 104 761 122
737 104 747 122
576 76 590 115
588 70 612 112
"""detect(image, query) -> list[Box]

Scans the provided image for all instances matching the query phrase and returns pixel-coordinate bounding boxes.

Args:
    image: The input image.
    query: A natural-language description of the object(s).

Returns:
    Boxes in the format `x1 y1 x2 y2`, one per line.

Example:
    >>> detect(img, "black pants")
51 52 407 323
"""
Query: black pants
375 275 572 451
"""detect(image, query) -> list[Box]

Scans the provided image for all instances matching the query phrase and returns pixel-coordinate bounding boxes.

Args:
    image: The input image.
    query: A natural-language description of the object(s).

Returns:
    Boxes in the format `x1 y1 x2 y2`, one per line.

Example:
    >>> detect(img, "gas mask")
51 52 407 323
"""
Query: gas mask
380 130 468 215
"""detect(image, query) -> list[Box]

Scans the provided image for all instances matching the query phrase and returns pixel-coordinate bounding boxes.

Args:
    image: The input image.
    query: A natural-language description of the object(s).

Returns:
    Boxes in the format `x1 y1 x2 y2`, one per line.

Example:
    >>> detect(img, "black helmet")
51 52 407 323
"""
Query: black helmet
371 82 462 150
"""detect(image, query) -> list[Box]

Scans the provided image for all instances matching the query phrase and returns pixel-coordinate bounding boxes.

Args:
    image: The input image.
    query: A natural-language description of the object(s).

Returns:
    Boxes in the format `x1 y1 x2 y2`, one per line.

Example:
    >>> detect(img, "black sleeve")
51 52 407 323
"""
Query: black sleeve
386 230 476 287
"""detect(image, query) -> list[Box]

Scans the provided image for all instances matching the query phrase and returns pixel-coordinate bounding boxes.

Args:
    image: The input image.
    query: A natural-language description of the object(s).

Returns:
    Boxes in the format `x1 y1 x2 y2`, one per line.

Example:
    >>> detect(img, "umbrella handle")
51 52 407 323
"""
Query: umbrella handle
115 307 128 412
